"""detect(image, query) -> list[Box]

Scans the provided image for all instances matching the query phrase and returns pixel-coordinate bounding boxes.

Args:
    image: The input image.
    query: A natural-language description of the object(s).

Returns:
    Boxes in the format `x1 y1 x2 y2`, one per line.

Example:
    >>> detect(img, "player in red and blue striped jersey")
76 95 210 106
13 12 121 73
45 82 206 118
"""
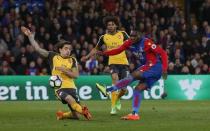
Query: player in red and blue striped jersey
96 30 168 120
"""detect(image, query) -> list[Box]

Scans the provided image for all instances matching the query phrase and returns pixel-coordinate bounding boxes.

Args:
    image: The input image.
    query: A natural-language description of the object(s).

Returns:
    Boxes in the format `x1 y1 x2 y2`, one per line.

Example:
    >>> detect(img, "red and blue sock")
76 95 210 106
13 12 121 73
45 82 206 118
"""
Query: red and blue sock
132 89 142 114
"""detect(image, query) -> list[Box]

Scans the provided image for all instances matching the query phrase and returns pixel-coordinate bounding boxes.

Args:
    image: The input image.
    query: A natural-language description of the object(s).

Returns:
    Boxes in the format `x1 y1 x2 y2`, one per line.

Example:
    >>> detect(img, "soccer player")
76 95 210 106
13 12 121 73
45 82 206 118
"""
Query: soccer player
21 26 92 120
81 16 130 115
96 30 168 120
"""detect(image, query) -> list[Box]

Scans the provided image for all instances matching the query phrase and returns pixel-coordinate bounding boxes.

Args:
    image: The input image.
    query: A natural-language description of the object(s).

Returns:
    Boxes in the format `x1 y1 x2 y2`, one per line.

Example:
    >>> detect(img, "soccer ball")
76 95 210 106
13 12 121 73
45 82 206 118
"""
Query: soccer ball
49 75 62 89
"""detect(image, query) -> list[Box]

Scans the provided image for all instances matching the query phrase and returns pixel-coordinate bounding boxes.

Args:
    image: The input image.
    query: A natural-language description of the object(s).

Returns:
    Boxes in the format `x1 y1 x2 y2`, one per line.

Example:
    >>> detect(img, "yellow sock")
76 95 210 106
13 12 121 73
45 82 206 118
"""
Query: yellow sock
71 102 83 114
62 112 73 119
111 91 118 108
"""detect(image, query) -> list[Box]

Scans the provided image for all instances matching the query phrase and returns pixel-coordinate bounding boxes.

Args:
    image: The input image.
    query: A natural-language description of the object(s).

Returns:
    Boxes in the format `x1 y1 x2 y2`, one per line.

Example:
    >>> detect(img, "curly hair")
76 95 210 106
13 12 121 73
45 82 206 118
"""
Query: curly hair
103 16 119 26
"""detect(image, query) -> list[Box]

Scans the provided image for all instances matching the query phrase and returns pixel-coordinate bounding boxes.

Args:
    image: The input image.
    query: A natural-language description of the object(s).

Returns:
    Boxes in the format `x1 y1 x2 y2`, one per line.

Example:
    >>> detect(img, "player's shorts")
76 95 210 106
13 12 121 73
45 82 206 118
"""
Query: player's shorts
109 64 129 79
55 88 80 111
138 62 162 89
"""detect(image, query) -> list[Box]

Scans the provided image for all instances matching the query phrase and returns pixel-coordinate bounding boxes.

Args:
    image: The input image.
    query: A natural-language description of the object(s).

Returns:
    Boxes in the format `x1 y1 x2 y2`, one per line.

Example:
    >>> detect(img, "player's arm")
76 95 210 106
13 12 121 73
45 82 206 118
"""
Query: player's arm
102 39 133 56
145 39 168 79
81 35 104 61
122 31 130 40
82 48 97 61
21 26 49 58
56 57 79 79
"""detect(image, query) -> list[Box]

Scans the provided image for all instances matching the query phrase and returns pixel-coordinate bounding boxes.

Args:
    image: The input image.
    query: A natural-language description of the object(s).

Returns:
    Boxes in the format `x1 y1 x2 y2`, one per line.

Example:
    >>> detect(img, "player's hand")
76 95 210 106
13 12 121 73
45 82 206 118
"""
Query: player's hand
162 71 168 80
96 50 104 56
81 56 88 62
21 26 32 36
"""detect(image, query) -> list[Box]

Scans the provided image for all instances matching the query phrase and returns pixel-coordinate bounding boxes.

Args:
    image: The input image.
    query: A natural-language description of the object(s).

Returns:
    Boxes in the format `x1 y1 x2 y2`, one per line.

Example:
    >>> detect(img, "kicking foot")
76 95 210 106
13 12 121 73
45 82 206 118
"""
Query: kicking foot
96 83 108 97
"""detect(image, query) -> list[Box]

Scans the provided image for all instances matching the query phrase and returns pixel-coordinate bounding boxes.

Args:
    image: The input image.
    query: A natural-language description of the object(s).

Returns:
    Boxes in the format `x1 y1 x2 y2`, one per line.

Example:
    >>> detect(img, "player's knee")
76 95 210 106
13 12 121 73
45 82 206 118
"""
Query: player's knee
131 71 142 79
65 95 75 104
120 88 127 93
72 112 80 119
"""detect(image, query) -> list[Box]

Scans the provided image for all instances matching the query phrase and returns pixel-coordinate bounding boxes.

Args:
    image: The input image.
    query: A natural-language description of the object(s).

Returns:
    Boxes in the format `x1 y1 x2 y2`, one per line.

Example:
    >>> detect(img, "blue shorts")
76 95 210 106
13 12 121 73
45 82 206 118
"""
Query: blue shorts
138 62 162 88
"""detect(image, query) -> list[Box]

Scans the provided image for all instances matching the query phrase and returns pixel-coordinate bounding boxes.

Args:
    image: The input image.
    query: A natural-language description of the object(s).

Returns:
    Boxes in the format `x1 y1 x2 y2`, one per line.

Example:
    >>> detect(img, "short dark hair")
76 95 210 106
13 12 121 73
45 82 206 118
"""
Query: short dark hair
103 16 119 26
54 40 71 52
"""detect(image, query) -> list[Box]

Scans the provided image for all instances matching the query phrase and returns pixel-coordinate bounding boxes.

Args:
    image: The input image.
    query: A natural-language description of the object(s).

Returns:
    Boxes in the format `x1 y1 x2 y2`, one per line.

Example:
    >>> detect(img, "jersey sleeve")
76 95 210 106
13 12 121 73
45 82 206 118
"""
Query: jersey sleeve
144 39 168 72
70 57 78 70
121 31 130 40
47 51 57 70
103 39 133 56
95 35 104 50
48 51 57 60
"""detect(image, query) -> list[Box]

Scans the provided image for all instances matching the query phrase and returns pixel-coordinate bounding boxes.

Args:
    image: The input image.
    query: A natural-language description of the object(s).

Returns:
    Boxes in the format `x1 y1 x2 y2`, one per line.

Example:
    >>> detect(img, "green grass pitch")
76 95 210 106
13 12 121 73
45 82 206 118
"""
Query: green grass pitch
0 100 210 131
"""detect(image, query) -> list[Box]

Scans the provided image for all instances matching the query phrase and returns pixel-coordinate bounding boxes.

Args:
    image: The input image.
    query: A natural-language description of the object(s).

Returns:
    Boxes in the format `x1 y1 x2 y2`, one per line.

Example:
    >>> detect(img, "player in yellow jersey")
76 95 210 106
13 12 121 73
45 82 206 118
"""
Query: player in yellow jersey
21 26 91 120
81 16 129 115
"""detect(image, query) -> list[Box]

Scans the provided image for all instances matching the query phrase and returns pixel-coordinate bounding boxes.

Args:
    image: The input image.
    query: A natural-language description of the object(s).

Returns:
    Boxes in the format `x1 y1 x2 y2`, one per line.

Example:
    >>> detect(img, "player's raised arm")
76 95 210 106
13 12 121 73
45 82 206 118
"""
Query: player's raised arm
21 26 49 58
81 48 97 61
81 35 104 62
102 39 133 56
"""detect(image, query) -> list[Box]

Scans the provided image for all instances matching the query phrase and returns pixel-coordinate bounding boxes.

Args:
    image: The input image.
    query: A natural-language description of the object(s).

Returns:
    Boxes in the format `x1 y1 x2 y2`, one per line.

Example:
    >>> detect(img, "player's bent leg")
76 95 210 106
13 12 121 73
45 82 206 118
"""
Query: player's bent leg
71 112 80 119
65 95 83 114
118 89 127 99
64 111 79 120
110 73 119 115
111 73 119 112
110 91 118 115
115 89 127 110
115 99 121 111
131 70 144 80
56 111 79 120
110 92 118 115
65 95 92 120
107 70 143 92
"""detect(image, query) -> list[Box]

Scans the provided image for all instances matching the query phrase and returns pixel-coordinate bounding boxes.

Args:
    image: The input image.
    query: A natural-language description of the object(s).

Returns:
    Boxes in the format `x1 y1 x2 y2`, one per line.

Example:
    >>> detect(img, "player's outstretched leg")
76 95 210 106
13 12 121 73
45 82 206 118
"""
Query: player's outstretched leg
107 75 134 92
96 75 134 96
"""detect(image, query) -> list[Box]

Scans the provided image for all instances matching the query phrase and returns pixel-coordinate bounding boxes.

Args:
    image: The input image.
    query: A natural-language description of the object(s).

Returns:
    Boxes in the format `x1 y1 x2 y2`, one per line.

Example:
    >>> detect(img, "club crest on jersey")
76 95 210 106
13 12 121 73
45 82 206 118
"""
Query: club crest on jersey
151 44 157 49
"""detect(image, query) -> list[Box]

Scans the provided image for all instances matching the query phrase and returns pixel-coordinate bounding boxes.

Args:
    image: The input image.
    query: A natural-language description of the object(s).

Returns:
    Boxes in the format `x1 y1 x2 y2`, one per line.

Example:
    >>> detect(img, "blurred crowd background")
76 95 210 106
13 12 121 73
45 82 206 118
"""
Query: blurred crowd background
0 0 210 75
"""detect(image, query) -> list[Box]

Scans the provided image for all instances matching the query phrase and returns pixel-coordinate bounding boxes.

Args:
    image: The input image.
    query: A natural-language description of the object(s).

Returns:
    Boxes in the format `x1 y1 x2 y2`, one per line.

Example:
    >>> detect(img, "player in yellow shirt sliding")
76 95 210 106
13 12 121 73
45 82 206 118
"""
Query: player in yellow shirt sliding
21 26 92 120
